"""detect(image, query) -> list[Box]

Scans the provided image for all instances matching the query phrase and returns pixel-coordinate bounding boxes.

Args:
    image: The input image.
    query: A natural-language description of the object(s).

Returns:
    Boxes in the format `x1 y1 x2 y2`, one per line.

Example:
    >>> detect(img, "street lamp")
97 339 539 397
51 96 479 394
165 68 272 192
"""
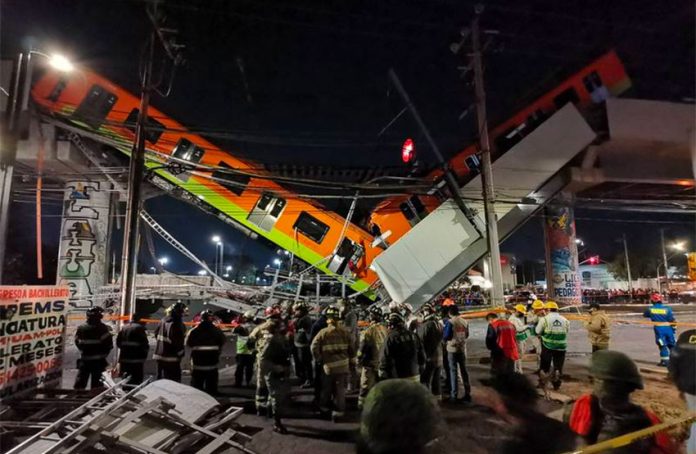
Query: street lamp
211 235 223 275
273 258 282 267
669 241 686 252
198 270 208 276
158 257 169 266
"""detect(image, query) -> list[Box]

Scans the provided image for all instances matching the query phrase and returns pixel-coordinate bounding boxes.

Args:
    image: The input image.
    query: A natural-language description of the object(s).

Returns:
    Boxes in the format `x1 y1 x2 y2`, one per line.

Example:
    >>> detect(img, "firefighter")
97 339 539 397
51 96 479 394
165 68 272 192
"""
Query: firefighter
379 313 425 383
668 329 696 453
565 350 676 453
116 313 149 385
186 309 226 395
535 301 570 391
584 301 610 352
259 314 292 434
74 306 113 389
293 301 314 387
153 302 187 382
418 303 443 397
643 292 677 367
508 304 530 373
311 305 356 422
232 310 256 387
358 305 387 409
248 306 282 415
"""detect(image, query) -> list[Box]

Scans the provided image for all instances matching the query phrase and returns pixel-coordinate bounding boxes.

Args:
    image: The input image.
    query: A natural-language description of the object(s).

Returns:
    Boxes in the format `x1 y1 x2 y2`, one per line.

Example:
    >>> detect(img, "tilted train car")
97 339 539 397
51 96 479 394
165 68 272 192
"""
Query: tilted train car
31 68 382 296
369 50 631 246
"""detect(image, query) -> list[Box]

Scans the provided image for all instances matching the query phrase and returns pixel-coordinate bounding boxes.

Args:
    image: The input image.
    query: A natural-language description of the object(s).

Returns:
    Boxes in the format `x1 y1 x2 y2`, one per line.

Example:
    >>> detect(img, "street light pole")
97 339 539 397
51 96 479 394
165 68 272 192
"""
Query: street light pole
622 233 633 300
660 228 669 291
119 32 154 321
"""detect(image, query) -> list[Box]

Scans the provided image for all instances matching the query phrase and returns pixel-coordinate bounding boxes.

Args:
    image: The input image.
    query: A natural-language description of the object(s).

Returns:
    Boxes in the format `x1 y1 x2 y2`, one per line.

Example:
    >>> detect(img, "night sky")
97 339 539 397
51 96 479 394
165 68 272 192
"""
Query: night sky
2 0 694 281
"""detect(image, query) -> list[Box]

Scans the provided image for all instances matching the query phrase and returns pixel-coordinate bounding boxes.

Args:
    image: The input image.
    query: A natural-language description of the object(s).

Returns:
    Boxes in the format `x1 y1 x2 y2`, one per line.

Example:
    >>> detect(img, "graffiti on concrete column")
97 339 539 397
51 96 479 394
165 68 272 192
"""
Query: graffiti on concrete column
57 181 110 308
544 204 581 305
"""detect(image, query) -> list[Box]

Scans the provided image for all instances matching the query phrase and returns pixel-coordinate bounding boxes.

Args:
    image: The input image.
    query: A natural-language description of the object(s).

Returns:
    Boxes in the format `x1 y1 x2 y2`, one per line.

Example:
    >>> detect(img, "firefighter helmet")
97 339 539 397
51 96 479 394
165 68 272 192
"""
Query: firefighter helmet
325 305 341 320
387 312 405 328
167 302 187 316
650 292 662 303
421 302 436 315
367 305 384 321
200 309 215 322
589 350 643 390
243 310 256 319
86 306 104 319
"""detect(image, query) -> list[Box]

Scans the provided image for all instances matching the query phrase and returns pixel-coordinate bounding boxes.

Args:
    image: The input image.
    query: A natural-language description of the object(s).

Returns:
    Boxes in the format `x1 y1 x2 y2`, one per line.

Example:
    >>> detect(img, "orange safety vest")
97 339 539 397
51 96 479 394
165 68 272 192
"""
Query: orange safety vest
568 394 675 454
442 298 455 307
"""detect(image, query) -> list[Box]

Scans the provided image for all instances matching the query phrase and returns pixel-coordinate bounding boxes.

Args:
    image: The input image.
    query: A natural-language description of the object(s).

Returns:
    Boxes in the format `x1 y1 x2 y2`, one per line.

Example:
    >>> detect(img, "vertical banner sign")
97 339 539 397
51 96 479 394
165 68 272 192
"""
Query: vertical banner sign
688 252 696 282
57 180 110 308
0 286 69 399
544 204 581 305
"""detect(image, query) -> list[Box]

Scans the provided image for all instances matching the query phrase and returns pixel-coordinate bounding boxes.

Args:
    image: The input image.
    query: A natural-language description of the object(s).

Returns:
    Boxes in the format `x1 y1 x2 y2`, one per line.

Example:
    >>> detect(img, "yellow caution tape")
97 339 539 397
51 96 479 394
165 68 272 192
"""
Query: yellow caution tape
563 412 696 454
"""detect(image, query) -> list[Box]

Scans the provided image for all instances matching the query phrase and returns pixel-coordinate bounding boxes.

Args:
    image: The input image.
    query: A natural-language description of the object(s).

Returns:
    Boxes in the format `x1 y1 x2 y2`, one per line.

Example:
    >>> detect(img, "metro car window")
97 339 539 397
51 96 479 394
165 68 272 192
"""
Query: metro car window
293 212 330 244
172 138 205 164
47 78 68 102
73 84 118 129
124 108 166 144
212 162 250 196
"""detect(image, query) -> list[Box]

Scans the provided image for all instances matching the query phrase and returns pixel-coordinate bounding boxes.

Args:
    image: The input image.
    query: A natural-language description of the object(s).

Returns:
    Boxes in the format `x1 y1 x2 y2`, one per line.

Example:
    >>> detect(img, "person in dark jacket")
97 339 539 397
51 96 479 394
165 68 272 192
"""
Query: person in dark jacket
116 313 149 385
293 302 314 387
75 306 113 389
485 312 519 377
310 307 329 404
259 316 292 434
417 303 443 397
668 329 696 453
153 302 187 382
484 373 579 453
378 313 425 381
186 309 227 395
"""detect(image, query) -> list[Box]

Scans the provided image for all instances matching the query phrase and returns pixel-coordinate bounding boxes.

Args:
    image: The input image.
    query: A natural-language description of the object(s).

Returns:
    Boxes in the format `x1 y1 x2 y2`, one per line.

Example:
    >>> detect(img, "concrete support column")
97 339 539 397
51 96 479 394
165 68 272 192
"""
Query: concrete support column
544 194 581 305
57 180 112 308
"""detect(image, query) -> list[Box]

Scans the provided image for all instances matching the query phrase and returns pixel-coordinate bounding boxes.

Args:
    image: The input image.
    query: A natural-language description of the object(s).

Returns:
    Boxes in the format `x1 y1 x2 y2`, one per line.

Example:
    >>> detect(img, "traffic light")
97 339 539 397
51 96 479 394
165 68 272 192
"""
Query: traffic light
588 255 600 265
401 138 416 164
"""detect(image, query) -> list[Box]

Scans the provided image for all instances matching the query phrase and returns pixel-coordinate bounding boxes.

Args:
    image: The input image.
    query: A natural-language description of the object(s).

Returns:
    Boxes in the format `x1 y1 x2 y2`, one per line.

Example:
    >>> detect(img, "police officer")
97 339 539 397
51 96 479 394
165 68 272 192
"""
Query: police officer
116 313 149 385
358 305 387 409
232 310 256 388
535 301 569 391
311 305 356 422
153 302 187 382
643 292 677 367
248 306 281 415
74 306 113 389
186 309 226 395
259 315 292 434
293 302 314 387
418 303 443 397
565 350 675 453
379 313 424 382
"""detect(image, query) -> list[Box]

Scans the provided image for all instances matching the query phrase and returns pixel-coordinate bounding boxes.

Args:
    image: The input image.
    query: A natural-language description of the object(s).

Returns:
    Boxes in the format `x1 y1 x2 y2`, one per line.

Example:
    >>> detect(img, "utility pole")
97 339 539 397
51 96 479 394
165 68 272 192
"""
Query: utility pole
622 233 633 300
470 6 504 306
119 32 154 321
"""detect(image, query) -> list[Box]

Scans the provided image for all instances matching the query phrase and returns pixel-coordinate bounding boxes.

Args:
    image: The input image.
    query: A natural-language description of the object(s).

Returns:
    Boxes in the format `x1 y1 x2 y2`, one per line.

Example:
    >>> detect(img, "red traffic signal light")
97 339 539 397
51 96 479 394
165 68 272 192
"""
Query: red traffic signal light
401 138 415 164
588 255 600 265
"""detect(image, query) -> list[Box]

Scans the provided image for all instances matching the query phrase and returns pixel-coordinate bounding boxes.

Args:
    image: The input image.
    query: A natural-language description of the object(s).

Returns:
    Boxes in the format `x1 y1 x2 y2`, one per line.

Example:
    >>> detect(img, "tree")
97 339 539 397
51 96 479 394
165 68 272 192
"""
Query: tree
607 251 659 280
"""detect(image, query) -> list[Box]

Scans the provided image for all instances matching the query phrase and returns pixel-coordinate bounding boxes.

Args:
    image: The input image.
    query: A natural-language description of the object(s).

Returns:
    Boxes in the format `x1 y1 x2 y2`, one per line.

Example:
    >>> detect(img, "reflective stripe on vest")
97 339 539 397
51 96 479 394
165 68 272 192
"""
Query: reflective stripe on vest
120 341 143 347
78 339 103 345
153 354 181 362
191 345 220 351
156 335 171 343
191 364 218 371
81 354 107 360
119 358 146 364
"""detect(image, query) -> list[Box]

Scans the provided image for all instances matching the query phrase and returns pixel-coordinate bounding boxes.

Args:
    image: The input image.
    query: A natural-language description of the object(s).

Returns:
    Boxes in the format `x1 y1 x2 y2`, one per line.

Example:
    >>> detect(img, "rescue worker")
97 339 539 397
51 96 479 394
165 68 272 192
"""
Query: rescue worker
259 314 292 434
669 329 696 453
232 310 256 387
486 312 519 377
418 303 443 397
442 305 471 402
116 313 149 385
379 312 425 383
584 301 610 352
293 301 314 387
527 299 546 371
153 302 187 382
74 306 113 389
311 305 356 422
310 305 329 405
358 305 388 410
248 306 281 415
535 301 570 391
643 292 677 367
565 350 676 453
508 304 530 373
186 309 226 395
357 379 442 454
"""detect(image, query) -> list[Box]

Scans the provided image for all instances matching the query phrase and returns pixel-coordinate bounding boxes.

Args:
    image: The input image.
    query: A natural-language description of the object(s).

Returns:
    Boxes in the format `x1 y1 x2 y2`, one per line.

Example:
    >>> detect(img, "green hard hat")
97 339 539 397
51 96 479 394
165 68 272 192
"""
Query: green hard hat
589 350 643 390
360 379 441 454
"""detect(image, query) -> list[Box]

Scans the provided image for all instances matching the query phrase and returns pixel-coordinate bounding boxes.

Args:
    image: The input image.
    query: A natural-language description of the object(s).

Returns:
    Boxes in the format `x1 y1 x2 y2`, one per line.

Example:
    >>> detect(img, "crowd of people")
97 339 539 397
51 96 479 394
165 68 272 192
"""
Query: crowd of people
582 287 681 304
70 291 694 453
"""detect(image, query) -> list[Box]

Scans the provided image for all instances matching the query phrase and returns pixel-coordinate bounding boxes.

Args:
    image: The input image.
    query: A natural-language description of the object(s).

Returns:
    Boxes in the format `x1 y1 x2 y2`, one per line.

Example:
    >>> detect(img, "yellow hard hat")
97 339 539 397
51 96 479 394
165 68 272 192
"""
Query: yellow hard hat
531 300 545 310
545 301 559 310
514 304 527 314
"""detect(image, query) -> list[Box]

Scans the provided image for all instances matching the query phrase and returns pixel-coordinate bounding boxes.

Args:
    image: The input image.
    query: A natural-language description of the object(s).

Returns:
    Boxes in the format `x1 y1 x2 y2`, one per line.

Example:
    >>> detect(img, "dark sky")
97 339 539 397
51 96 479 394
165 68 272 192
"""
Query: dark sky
2 0 694 278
